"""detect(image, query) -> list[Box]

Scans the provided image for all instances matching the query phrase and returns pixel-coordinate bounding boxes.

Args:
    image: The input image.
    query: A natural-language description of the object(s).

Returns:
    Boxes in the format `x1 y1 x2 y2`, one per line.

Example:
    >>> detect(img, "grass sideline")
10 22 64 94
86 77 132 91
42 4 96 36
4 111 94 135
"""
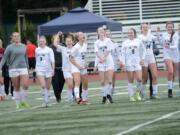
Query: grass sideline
0 78 180 135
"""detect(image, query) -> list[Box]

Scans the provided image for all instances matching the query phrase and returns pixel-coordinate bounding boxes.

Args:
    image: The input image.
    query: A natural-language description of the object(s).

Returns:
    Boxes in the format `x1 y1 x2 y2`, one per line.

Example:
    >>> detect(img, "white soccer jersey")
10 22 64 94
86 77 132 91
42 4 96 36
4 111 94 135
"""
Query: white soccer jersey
35 46 54 72
71 43 87 68
94 38 114 66
110 41 121 64
57 45 72 72
157 32 179 62
121 38 146 67
157 32 179 49
138 33 156 56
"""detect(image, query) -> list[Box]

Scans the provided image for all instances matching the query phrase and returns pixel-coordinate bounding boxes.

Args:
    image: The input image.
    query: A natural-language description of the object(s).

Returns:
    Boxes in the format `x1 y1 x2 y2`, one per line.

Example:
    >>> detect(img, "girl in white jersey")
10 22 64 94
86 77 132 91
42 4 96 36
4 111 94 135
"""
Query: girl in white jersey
121 28 146 102
138 23 159 100
157 22 179 98
69 32 90 105
94 27 114 104
53 32 74 104
105 30 122 96
0 32 30 109
36 36 55 107
178 24 180 97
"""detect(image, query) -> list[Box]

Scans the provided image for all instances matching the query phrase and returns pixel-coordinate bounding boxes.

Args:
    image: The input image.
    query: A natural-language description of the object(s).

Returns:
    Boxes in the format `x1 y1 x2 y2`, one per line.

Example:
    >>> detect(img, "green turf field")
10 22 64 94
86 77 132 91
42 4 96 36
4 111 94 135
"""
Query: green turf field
0 78 180 135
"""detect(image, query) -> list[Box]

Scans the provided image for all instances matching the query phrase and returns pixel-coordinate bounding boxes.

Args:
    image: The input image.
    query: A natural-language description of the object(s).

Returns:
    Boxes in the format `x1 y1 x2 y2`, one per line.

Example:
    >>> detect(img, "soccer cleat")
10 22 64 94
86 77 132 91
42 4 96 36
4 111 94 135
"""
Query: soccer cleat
42 102 47 108
102 96 107 104
21 102 30 108
178 91 180 97
107 95 114 103
77 98 82 104
130 97 136 102
82 101 91 105
135 92 141 101
168 89 173 98
1 96 5 101
152 94 160 99
16 104 21 109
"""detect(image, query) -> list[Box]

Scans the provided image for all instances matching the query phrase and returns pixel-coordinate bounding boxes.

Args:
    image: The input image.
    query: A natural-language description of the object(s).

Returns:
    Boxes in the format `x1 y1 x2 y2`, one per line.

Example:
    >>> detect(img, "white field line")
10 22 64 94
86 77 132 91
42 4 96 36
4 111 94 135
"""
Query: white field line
116 110 180 135
0 102 57 116
28 83 178 94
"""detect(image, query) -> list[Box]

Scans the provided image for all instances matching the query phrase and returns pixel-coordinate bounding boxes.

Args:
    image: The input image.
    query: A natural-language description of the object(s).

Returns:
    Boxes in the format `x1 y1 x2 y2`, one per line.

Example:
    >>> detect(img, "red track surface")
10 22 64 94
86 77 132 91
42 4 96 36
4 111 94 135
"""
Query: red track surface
29 70 178 85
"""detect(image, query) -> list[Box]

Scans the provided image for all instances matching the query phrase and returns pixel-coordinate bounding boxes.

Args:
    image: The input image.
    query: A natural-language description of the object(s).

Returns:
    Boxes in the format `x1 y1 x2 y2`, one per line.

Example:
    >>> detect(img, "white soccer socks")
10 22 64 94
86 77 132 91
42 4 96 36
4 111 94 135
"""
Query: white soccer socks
82 89 88 101
140 84 146 98
152 85 158 95
14 91 20 105
41 88 46 102
168 81 173 90
74 87 80 99
0 85 5 97
101 86 106 97
128 83 134 98
67 90 73 104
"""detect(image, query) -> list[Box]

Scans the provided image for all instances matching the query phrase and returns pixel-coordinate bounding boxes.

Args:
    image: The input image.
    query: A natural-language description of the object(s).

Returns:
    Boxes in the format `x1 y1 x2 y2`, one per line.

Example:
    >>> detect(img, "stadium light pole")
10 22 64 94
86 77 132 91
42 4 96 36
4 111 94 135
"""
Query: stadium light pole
139 0 143 24
99 0 102 16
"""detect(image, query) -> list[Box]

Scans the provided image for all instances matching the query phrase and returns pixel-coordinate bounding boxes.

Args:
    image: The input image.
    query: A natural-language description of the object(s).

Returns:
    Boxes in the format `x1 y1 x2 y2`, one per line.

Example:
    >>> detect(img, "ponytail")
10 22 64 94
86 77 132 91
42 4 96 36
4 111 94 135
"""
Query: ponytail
170 31 174 43
166 22 174 43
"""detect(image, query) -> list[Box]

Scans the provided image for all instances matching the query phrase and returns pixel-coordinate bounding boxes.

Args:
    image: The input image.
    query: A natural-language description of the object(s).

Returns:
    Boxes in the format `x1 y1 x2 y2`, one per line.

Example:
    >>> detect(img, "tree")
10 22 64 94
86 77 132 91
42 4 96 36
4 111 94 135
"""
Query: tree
26 21 36 44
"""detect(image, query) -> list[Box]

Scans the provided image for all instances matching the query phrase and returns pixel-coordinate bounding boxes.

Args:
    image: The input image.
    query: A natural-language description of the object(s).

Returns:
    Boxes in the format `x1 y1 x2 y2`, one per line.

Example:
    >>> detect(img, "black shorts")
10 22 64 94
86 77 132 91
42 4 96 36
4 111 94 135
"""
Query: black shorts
28 58 36 69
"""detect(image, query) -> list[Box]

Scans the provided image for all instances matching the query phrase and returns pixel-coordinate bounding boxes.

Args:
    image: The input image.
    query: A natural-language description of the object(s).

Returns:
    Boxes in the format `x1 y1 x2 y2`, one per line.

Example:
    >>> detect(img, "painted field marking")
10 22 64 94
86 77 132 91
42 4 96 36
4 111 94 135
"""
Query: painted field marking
116 110 180 135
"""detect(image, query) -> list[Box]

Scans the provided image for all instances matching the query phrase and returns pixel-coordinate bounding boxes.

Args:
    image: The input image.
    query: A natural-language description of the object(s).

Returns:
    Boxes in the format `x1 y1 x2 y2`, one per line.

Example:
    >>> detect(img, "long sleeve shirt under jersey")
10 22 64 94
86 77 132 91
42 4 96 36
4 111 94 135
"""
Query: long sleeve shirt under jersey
0 44 29 70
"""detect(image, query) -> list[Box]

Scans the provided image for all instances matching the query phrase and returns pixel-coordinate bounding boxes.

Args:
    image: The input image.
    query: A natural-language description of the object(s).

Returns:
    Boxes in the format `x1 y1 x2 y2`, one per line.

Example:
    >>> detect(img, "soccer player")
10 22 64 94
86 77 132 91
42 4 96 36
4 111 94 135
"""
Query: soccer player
157 22 179 98
93 27 114 104
105 30 122 96
35 36 55 107
53 32 74 104
0 32 30 109
177 23 180 97
138 23 159 100
69 32 90 105
0 39 5 101
26 38 37 83
121 28 146 102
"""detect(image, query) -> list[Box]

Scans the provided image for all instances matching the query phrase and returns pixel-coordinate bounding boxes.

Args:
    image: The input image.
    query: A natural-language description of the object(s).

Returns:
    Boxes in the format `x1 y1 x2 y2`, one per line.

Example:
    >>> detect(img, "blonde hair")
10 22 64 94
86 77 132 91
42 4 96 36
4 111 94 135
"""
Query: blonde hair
11 32 21 44
97 27 105 39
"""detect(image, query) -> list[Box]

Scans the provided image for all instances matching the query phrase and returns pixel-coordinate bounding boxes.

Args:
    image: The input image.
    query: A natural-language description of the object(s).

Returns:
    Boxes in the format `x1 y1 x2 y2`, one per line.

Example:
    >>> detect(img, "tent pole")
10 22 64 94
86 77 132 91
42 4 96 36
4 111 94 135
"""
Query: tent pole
37 26 40 46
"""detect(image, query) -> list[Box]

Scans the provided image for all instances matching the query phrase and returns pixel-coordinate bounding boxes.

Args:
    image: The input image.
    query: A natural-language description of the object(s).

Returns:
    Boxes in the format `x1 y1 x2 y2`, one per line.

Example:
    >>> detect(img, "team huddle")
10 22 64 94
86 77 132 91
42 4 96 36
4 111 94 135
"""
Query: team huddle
0 22 180 109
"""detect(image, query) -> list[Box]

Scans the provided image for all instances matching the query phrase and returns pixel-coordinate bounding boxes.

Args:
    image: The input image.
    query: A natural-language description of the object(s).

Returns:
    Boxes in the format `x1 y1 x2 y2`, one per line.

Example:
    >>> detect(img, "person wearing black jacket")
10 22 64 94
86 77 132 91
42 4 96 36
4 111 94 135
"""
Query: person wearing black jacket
2 63 14 99
50 35 65 103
